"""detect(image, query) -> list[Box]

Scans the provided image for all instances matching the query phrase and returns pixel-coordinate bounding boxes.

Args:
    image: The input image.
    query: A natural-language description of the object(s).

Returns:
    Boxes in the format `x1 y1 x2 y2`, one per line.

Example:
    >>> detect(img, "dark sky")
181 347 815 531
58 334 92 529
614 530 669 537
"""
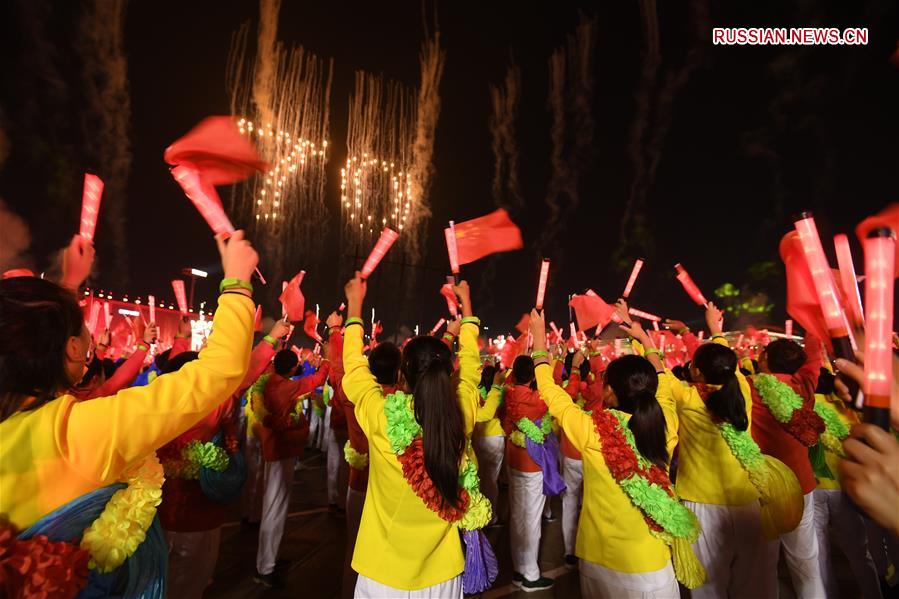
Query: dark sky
2 1 898 336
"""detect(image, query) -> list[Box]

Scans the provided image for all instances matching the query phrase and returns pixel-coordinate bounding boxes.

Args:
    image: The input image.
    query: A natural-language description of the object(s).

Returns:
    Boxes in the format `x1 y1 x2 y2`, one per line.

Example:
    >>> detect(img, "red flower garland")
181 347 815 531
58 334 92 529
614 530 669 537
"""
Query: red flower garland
396 437 470 522
781 403 825 447
0 521 89 599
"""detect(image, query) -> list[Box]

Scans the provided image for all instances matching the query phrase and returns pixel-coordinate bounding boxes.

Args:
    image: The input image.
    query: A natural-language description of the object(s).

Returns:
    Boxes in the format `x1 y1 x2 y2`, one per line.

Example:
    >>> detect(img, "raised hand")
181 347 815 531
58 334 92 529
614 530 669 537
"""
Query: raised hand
705 302 724 336
61 235 95 291
445 317 461 338
529 309 547 353
216 230 258 288
143 324 159 344
269 318 291 341
325 311 343 330
344 272 367 319
452 280 473 318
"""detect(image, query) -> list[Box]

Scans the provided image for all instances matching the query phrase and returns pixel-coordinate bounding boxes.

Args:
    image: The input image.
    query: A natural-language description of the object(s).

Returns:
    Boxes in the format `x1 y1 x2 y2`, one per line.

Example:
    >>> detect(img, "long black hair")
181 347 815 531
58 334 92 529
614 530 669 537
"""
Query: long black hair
402 335 464 508
604 355 669 469
0 277 85 421
692 343 748 430
478 363 497 391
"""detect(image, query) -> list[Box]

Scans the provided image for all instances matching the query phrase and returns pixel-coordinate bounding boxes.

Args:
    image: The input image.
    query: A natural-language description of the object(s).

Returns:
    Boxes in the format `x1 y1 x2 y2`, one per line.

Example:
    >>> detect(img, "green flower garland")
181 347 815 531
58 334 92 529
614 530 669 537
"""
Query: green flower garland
813 400 849 456
754 374 802 422
510 416 553 448
717 423 772 502
383 392 491 530
164 440 229 480
344 440 369 470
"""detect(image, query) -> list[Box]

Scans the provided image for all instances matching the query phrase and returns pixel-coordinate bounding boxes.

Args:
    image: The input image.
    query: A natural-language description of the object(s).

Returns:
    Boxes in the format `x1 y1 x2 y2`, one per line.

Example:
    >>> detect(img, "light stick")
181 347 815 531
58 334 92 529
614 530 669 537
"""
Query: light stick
862 227 895 429
652 320 660 331
569 322 578 341
785 319 793 337
444 222 460 283
429 317 447 335
338 302 346 312
313 343 321 356
674 263 708 306
628 307 662 322
697 331 705 341
623 258 644 298
281 281 288 318
360 227 399 279
171 165 234 236
148 295 156 324
172 280 188 315
103 301 112 330
833 234 865 328
549 321 563 343
315 304 320 320
535 259 550 310
79 173 104 241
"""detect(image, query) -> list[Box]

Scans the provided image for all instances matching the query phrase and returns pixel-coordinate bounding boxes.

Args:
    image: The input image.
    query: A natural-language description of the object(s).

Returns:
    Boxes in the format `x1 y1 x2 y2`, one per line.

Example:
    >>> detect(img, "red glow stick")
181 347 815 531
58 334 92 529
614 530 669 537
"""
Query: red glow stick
430 317 447 335
535 259 550 310
148 295 156 324
87 301 101 336
281 281 288 318
79 174 104 241
833 234 865 328
103 301 112 330
569 322 578 340
628 307 661 322
674 263 708 306
171 165 234 236
360 228 399 279
623 258 644 298
172 280 188 315
444 223 460 278
339 302 346 312
549 321 563 343
862 227 895 429
785 319 793 337
313 343 321 356
652 320 660 331
793 214 848 335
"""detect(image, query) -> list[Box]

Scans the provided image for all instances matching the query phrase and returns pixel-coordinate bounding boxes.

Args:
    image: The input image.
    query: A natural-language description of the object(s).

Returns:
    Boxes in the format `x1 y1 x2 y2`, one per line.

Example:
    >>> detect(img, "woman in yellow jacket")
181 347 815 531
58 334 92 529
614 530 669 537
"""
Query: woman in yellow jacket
0 231 259 596
528 310 703 598
341 273 494 598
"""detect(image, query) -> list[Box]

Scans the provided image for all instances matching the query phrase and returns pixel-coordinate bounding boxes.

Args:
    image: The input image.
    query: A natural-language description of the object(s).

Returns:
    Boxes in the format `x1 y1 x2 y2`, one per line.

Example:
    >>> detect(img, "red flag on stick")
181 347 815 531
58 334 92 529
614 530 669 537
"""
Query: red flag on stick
360 228 399 279
79 174 104 241
452 209 524 266
569 293 616 331
856 203 899 278
171 280 188 315
779 231 832 350
279 271 306 322
303 310 322 343
674 263 708 306
515 313 531 335
164 116 267 185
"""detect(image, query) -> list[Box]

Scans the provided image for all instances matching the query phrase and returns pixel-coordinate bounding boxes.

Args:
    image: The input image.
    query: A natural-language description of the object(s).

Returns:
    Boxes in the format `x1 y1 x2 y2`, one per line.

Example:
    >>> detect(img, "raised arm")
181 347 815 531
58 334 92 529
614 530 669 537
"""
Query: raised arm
452 281 482 433
476 378 504 423
795 332 823 392
341 273 383 431
90 344 149 398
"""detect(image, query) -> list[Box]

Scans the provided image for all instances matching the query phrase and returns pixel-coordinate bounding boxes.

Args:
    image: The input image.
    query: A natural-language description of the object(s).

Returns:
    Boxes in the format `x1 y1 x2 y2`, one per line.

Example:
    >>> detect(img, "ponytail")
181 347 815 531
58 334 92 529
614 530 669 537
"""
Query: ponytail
402 336 465 508
693 344 748 431
605 355 669 469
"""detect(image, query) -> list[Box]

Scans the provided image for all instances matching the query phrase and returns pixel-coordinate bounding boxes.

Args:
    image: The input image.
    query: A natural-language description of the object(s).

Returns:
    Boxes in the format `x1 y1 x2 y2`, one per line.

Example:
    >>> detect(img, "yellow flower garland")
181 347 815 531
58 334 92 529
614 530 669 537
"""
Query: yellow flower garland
80 454 164 573
344 440 369 470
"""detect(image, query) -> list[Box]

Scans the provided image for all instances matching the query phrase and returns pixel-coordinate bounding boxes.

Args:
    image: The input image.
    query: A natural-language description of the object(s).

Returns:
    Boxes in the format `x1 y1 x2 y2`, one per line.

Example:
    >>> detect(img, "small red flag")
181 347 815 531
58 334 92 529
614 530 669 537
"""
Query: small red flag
780 231 831 349
569 293 616 331
515 313 531 335
279 271 306 322
164 116 268 185
303 310 322 343
453 209 524 266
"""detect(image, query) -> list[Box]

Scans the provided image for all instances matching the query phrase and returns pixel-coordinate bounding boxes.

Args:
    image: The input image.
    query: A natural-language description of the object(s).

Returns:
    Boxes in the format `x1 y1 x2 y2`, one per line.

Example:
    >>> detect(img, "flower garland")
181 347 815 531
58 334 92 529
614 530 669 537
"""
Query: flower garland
162 440 230 480
384 392 492 531
752 374 824 447
80 454 164 573
510 416 553 448
344 440 369 470
717 422 773 503
813 399 849 457
0 519 90 597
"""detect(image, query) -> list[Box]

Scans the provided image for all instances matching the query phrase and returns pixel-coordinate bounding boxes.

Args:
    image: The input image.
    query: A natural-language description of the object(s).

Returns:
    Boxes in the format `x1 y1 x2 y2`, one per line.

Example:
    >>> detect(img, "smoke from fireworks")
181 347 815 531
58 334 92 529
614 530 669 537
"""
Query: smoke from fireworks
541 14 597 253
227 0 333 281
489 62 523 211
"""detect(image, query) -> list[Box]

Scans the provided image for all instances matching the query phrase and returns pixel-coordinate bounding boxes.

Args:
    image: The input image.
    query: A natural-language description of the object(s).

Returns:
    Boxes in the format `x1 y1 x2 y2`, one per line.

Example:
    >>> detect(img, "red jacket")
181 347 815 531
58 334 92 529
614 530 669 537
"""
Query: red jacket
259 363 330 461
327 331 349 437
750 335 823 494
503 383 548 472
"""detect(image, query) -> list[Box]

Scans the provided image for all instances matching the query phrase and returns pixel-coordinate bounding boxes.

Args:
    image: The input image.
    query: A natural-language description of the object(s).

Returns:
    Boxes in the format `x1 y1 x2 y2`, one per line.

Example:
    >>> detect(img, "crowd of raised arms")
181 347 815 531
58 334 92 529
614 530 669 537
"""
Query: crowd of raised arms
1 228 899 599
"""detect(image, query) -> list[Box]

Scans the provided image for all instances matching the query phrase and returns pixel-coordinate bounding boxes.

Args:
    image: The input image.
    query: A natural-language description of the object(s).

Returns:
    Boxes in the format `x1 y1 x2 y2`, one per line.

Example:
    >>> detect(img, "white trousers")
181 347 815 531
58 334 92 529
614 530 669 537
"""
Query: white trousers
509 468 546 581
579 559 679 599
779 491 826 599
472 435 504 520
561 457 583 556
354 573 462 598
165 527 221 599
684 500 778 599
256 458 294 575
814 489 883 599
241 435 264 522
326 426 341 505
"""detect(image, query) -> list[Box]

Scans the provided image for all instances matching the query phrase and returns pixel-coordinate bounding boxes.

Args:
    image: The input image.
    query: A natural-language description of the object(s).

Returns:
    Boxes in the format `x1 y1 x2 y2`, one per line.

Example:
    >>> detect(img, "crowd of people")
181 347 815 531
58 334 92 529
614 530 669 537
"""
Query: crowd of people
1 228 898 599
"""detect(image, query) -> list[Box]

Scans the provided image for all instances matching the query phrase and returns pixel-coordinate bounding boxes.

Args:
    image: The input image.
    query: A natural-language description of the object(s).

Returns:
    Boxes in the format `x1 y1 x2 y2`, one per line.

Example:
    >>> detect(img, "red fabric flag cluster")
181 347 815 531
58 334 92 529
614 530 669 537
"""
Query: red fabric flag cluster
279 271 306 322
569 293 616 331
303 310 322 343
451 209 524 266
780 231 831 348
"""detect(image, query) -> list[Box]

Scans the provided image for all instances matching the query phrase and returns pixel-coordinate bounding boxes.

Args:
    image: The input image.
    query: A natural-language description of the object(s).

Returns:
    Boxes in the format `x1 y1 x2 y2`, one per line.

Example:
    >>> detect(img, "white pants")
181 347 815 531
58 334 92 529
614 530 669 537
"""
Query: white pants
779 491 826 599
241 435 264 522
561 457 583 556
165 527 221 599
472 435 504 520
346 488 366 547
256 458 294 575
684 500 778 599
580 559 678 599
326 426 341 505
814 489 883 599
509 468 546 581
354 573 462 598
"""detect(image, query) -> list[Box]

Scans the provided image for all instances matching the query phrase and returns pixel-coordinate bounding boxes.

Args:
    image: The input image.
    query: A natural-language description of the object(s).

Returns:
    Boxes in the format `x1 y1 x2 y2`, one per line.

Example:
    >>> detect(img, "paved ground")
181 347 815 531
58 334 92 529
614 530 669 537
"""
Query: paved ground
205 449 874 598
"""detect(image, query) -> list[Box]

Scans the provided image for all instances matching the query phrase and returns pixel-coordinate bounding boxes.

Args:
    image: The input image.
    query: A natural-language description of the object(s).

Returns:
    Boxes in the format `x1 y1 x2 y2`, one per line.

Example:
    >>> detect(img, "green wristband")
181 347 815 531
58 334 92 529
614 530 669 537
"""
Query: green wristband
530 350 549 360
460 316 481 327
219 278 253 294
645 349 664 359
710 333 727 341
263 334 277 346
345 317 364 328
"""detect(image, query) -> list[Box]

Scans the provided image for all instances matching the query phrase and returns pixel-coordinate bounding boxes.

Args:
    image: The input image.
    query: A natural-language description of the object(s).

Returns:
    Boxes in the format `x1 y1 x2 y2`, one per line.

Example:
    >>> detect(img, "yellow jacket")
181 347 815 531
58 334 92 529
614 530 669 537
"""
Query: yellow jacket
535 363 672 573
342 321 481 590
0 294 254 529
474 384 504 438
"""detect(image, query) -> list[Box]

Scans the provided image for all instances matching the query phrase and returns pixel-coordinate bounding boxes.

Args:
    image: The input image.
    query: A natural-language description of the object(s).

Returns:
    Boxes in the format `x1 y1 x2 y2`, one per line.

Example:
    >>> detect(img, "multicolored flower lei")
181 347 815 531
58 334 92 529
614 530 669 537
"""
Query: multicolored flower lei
383 391 492 530
592 409 700 542
80 454 164 573
752 374 825 447
813 399 849 457
510 415 553 448
344 440 369 470
162 440 230 480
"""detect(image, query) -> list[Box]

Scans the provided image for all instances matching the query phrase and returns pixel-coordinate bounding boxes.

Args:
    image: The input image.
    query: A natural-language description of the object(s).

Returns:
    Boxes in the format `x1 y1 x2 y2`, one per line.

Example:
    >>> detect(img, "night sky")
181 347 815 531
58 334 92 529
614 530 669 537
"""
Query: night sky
2 1 898 337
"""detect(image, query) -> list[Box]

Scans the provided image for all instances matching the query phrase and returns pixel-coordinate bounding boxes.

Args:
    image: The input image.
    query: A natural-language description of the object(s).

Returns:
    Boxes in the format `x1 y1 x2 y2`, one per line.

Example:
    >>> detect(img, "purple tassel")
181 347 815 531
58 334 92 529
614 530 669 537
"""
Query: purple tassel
525 419 567 496
462 529 499 594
